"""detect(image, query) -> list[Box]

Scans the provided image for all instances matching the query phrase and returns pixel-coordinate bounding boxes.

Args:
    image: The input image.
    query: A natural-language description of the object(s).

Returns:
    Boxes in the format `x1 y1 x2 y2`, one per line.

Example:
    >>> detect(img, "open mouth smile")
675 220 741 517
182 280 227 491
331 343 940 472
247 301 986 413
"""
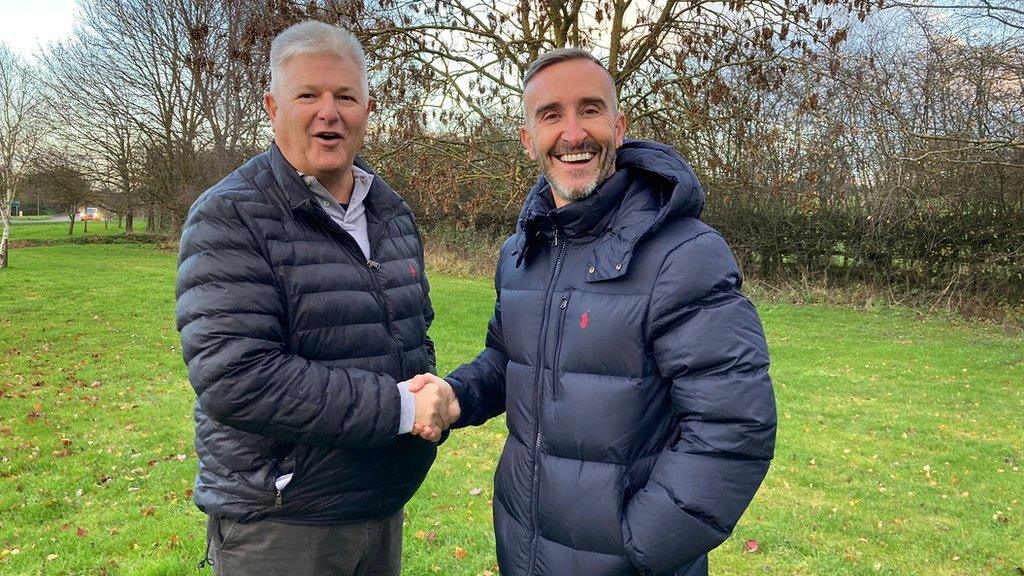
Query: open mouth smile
554 152 596 164
314 131 342 142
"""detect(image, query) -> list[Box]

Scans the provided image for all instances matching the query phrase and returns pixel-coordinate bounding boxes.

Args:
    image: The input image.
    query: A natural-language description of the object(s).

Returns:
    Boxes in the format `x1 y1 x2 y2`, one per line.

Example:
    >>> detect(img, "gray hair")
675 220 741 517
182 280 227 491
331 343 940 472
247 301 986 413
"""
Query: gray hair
522 48 617 117
269 20 369 98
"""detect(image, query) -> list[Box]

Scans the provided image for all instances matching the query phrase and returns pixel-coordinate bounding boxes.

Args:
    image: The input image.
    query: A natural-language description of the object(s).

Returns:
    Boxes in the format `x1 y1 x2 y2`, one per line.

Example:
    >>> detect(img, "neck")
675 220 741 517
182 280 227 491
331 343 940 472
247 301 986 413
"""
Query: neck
318 169 355 204
551 193 574 209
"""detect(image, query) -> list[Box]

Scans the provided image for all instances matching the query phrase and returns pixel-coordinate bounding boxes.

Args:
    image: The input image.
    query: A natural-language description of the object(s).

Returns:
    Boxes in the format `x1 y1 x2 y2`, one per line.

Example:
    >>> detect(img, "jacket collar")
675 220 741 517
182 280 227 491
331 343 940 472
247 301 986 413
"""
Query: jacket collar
513 139 704 281
269 142 405 223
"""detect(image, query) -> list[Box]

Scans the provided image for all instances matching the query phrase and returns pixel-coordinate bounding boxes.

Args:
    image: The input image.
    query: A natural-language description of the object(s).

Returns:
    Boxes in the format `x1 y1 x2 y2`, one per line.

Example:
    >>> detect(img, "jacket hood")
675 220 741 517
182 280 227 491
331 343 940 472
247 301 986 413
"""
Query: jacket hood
514 139 704 280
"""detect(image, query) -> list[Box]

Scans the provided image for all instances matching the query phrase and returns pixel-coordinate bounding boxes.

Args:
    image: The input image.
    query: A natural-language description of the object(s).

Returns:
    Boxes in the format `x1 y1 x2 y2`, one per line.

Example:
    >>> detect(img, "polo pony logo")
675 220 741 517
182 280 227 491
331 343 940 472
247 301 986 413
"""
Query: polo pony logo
407 263 418 279
580 310 591 329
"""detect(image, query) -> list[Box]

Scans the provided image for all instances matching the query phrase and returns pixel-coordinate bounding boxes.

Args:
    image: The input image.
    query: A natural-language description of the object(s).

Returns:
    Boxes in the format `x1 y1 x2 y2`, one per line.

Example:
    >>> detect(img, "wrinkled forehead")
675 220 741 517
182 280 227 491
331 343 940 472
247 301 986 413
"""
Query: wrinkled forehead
274 51 368 96
523 58 617 117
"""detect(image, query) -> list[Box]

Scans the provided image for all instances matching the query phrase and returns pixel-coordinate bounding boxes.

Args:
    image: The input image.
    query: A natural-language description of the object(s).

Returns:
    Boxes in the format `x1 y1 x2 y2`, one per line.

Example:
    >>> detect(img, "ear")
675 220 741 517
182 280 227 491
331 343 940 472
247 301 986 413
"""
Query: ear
519 124 536 160
614 111 626 148
367 97 376 115
264 92 278 125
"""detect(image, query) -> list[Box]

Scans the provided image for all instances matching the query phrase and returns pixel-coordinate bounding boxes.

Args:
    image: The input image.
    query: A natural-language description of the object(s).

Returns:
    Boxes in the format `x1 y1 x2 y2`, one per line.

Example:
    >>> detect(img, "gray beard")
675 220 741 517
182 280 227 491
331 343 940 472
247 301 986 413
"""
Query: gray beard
544 155 617 205
549 177 598 203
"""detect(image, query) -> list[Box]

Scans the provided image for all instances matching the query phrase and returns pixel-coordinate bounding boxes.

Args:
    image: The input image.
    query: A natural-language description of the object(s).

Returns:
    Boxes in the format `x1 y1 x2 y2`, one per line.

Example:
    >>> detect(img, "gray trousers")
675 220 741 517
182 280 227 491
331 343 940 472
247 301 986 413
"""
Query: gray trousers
205 511 403 576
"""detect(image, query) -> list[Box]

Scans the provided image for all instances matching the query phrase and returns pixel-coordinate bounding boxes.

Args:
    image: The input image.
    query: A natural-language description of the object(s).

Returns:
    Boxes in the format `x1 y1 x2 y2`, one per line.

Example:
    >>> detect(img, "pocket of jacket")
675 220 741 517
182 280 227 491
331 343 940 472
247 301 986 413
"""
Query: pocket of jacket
551 289 572 400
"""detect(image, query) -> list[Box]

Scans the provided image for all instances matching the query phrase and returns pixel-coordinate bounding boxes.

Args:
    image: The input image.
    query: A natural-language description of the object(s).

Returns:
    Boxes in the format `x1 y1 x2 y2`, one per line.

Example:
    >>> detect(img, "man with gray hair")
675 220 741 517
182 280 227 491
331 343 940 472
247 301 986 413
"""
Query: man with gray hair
175 20 457 575
411 47 776 576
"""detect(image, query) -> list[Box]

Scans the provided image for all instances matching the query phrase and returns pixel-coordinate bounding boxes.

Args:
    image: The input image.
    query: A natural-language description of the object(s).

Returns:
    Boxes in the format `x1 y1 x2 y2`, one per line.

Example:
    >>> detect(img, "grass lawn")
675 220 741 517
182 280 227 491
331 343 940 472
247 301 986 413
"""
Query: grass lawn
6 221 147 242
0 244 1020 575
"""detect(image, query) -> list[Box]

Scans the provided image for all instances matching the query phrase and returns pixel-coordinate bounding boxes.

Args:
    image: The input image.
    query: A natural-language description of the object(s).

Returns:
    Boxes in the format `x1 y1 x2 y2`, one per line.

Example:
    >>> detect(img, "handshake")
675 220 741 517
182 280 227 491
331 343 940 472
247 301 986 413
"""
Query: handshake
408 374 461 442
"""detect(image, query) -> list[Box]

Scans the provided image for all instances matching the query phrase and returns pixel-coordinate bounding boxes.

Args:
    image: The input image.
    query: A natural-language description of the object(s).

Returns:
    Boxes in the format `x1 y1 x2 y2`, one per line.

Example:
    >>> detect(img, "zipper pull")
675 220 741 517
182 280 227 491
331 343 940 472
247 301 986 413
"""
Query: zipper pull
553 228 560 246
366 259 381 269
275 490 283 507
560 297 568 309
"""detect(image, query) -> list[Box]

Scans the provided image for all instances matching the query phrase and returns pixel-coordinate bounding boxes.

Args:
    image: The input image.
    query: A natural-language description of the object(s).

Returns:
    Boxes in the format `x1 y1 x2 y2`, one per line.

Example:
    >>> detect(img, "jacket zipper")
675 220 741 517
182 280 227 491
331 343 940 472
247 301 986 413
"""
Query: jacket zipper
526 227 568 576
315 202 406 371
551 290 572 400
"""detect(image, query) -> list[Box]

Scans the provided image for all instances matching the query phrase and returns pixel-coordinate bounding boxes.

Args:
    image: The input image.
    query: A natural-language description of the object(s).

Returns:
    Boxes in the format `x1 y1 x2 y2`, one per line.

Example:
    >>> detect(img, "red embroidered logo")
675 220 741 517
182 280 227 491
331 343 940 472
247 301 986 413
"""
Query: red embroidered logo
407 263 418 279
580 310 591 329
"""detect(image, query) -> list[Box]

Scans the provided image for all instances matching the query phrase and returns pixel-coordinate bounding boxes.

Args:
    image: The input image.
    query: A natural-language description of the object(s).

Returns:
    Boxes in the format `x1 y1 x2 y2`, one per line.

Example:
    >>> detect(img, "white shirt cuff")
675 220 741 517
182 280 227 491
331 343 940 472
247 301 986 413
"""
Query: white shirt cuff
396 381 416 434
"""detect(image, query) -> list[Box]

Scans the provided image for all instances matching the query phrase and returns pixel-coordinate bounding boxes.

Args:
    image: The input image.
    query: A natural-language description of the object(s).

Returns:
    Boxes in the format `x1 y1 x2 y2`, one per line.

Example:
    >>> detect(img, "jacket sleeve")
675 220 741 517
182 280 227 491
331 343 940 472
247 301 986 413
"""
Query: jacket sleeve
419 231 437 374
444 247 509 427
622 231 777 575
175 191 402 450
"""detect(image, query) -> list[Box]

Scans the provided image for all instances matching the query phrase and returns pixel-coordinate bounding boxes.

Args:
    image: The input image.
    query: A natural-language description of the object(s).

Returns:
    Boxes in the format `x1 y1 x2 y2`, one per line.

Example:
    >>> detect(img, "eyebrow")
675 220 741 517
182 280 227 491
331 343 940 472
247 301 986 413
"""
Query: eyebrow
533 102 562 119
579 97 609 110
532 97 609 119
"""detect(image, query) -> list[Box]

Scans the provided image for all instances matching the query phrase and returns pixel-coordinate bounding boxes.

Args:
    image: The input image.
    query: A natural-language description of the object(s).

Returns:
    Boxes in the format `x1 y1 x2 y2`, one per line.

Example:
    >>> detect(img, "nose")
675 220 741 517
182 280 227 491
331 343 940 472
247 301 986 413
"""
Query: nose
560 113 587 147
316 93 340 123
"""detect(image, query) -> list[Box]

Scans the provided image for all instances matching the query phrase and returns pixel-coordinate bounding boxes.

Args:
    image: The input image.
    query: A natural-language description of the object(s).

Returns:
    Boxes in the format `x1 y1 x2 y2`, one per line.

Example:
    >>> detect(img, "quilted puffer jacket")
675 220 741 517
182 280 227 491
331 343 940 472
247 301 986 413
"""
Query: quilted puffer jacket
448 140 777 576
176 143 436 524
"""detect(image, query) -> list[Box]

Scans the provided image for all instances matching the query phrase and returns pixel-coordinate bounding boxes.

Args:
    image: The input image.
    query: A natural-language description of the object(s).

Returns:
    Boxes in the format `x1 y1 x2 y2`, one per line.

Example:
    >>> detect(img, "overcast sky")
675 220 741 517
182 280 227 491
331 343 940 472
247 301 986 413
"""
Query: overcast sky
0 0 78 60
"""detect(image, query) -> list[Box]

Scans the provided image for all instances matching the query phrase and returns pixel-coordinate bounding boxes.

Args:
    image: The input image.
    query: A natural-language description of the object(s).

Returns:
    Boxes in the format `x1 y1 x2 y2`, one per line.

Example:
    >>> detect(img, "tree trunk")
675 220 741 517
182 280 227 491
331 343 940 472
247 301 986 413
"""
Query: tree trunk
0 216 10 270
146 204 155 232
126 209 134 234
67 212 76 235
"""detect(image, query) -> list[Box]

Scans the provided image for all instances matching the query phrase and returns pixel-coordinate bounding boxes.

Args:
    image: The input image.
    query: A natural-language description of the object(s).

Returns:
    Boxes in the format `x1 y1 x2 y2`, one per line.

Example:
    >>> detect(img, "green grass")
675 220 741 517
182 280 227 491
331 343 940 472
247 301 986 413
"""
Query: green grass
0 244 1020 575
7 221 146 241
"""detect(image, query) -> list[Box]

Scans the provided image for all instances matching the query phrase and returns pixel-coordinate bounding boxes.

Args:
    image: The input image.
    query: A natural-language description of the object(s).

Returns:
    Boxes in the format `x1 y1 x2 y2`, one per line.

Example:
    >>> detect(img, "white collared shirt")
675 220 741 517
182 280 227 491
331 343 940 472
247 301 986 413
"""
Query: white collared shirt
300 166 374 259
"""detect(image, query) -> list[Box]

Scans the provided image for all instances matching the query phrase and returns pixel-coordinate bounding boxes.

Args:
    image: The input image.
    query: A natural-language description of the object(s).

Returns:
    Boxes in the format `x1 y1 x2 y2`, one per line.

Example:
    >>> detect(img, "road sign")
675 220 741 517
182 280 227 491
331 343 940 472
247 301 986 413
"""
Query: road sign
10 200 19 211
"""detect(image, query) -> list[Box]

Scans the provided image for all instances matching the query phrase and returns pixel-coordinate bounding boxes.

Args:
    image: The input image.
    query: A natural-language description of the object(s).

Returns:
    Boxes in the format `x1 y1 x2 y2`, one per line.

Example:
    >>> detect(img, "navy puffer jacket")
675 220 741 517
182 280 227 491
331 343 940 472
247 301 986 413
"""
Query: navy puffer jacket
448 140 777 576
176 144 436 524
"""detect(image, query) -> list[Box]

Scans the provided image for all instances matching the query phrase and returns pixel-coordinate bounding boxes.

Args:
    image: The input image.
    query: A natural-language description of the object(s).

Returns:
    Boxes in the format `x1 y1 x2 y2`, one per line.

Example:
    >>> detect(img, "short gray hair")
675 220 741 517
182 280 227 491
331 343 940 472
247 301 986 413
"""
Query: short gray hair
269 20 368 98
522 48 617 117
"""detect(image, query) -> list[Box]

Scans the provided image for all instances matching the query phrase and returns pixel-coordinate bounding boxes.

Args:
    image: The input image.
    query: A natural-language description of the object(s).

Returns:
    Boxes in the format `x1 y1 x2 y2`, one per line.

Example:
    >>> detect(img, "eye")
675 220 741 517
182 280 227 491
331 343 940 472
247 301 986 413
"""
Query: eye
298 93 316 100
540 111 559 122
582 106 600 116
337 94 357 102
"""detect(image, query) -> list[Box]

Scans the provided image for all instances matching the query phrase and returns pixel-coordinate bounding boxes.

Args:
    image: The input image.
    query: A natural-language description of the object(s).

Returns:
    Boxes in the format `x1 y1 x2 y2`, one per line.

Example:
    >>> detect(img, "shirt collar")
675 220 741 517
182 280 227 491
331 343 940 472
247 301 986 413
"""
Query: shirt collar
298 167 374 210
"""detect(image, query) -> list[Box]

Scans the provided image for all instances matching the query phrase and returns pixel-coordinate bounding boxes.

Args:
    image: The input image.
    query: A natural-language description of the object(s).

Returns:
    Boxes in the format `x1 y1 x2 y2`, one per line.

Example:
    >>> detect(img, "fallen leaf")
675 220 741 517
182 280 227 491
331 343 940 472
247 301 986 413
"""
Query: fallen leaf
46 553 58 561
454 546 468 560
76 527 87 538
469 487 483 496
140 506 156 516
426 530 438 544
744 539 759 553
414 530 426 540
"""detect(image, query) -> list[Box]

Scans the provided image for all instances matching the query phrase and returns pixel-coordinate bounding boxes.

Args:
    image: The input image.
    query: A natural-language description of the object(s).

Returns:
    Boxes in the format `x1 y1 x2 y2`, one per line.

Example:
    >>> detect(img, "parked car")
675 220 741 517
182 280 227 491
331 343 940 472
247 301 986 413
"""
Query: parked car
80 207 102 221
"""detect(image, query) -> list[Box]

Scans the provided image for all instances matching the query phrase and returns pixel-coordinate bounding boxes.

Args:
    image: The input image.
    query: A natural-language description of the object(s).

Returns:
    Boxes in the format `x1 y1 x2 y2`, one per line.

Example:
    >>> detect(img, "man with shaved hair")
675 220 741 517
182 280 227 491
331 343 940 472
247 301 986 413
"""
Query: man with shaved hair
176 20 456 575
412 48 777 576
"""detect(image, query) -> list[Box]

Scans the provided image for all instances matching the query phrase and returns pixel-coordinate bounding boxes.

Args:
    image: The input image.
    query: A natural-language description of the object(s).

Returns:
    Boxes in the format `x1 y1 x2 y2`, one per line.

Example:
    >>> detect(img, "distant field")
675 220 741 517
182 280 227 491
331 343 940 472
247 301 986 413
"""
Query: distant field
6 221 147 241
0 244 1020 575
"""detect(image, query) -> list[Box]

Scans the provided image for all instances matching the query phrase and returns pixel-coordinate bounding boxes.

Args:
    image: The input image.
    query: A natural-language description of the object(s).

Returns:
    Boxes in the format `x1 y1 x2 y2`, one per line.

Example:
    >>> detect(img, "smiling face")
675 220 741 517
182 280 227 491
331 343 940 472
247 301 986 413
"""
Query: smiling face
520 58 626 207
264 51 373 198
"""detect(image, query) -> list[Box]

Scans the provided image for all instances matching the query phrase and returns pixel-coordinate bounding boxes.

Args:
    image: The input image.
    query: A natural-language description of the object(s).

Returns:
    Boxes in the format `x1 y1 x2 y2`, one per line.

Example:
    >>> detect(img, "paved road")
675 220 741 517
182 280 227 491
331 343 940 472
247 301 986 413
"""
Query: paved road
10 215 72 224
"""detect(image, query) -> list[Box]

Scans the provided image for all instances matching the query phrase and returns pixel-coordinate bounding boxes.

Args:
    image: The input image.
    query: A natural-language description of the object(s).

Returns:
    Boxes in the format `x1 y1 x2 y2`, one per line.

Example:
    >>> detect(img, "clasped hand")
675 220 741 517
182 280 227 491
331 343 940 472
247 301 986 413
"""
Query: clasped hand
408 374 461 442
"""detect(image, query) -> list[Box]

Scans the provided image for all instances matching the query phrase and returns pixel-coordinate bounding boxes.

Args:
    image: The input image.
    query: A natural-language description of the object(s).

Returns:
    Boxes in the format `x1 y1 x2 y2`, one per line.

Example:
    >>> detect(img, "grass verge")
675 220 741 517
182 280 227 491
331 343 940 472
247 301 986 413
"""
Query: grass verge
0 244 1020 575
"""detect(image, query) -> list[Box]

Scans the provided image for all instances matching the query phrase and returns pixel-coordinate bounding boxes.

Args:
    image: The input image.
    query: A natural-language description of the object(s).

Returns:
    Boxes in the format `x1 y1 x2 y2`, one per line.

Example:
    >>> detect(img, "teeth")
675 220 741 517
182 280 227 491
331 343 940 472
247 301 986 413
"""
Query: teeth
558 153 594 163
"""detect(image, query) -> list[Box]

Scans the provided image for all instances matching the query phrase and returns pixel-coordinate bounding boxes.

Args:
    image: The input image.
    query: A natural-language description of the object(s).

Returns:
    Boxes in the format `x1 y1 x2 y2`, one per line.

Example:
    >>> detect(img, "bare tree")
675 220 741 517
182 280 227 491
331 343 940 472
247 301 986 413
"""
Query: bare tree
23 154 94 236
0 45 42 269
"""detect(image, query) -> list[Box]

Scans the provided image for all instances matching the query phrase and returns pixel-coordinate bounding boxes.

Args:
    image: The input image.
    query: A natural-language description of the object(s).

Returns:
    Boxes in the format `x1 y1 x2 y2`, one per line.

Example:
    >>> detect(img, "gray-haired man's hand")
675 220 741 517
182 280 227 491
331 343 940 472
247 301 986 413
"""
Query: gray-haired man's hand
408 374 461 442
